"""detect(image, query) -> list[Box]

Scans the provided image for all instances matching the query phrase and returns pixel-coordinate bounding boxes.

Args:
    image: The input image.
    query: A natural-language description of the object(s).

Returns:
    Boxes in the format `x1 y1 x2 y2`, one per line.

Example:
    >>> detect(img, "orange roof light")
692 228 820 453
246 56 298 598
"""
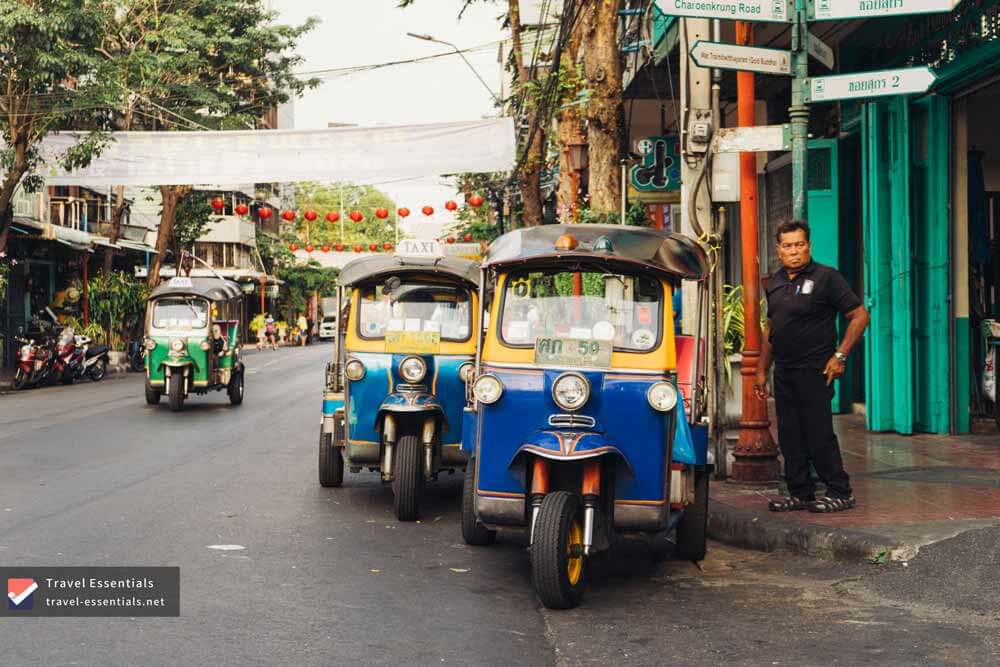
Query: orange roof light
555 233 579 251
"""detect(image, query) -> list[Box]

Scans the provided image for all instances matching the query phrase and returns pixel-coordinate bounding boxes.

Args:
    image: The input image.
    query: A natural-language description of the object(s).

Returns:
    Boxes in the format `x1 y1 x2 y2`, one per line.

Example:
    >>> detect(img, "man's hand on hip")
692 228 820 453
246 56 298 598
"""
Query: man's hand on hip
823 356 846 386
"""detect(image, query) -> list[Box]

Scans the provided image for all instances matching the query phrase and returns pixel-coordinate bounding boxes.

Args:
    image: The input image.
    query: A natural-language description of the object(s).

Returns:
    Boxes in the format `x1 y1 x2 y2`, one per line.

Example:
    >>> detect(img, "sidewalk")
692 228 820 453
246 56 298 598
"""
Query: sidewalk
709 414 1000 562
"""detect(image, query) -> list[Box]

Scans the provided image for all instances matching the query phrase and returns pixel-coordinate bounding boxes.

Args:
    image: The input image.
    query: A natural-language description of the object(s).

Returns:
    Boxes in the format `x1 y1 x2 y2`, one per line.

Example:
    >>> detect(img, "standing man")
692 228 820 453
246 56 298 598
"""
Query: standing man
754 220 870 513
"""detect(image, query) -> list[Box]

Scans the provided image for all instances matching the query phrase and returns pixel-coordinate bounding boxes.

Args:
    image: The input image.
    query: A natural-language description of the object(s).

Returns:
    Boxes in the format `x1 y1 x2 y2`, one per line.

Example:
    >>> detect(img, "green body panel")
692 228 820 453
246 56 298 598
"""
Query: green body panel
145 335 209 384
910 96 951 434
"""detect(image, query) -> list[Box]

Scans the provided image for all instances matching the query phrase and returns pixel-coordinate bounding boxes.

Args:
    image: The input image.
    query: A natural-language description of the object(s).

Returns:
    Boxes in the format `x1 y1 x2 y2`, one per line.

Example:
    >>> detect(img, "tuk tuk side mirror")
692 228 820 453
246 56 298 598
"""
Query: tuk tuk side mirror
382 276 401 295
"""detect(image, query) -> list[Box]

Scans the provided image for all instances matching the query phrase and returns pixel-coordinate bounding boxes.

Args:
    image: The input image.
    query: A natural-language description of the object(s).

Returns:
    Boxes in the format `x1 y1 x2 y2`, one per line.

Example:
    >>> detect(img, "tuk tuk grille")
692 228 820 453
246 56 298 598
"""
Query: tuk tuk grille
548 414 596 429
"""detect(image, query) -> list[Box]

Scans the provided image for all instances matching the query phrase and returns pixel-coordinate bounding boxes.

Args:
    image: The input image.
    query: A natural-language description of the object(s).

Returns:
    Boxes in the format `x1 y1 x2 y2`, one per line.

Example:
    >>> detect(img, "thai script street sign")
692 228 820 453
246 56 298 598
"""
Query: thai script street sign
807 32 835 69
806 66 936 102
655 0 790 23
808 0 959 21
690 41 791 75
714 125 791 153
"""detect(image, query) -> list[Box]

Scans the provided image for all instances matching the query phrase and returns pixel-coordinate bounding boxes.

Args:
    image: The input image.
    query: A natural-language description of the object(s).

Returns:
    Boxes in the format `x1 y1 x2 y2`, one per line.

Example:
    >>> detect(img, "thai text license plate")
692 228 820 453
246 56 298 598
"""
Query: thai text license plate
533 337 611 368
385 330 441 354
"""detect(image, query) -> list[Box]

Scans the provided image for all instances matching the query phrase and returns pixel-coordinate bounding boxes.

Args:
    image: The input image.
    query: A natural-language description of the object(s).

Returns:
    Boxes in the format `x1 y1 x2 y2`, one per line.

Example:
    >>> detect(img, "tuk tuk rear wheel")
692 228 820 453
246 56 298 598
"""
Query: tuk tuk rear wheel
675 469 709 561
392 434 424 521
227 367 244 405
531 491 586 609
167 372 185 412
145 382 161 405
318 430 344 487
461 457 496 546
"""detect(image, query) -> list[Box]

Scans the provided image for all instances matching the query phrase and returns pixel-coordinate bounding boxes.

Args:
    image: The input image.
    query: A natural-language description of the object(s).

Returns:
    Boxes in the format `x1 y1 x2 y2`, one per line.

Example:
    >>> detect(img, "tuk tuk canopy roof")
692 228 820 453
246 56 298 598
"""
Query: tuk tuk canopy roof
149 276 244 302
337 255 480 288
483 224 710 282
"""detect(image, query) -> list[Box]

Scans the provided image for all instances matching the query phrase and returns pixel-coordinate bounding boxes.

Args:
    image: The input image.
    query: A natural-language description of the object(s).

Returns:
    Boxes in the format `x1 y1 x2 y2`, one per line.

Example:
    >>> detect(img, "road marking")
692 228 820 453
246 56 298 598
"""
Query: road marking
207 544 246 551
262 359 280 368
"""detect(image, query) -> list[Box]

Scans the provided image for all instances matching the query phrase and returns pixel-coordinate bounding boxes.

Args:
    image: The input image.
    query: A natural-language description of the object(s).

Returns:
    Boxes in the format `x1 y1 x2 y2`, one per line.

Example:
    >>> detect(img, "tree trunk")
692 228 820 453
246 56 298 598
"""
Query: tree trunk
508 0 544 228
147 185 191 288
102 186 127 275
557 27 584 221
0 132 29 256
582 0 625 214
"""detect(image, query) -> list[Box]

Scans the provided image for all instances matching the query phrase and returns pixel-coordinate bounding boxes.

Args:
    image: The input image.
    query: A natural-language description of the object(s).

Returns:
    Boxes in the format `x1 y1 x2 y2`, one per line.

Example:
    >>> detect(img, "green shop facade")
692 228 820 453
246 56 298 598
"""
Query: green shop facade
799 1 1000 434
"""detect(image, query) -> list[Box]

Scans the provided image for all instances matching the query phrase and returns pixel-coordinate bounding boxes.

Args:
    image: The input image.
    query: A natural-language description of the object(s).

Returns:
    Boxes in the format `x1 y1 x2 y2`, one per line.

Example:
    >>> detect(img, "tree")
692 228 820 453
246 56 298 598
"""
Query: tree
507 0 545 227
87 0 319 287
172 191 219 273
0 0 111 255
291 182 397 247
581 0 624 213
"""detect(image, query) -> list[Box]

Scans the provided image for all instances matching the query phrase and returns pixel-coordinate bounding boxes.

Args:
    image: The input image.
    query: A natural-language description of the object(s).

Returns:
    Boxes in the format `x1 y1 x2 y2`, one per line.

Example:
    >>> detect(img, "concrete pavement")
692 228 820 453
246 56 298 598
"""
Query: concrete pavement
1 344 998 665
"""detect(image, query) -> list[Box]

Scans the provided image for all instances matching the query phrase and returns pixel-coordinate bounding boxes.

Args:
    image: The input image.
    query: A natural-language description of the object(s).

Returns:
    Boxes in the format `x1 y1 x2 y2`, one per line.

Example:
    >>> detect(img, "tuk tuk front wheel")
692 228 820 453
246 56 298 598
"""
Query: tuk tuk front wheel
675 469 709 562
461 457 496 546
318 430 344 487
227 367 244 406
531 491 586 609
167 372 185 412
392 433 424 521
145 382 161 405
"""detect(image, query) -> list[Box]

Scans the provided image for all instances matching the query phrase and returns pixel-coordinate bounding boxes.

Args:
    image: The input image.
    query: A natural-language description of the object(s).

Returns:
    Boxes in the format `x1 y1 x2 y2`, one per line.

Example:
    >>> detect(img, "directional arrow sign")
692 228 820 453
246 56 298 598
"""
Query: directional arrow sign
690 41 791 76
809 0 959 21
655 0 790 23
807 66 936 103
807 32 835 70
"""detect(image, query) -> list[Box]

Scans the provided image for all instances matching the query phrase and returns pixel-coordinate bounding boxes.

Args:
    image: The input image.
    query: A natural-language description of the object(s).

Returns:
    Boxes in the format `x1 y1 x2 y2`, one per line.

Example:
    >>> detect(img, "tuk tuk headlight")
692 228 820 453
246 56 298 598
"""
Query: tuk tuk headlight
552 372 590 411
459 362 475 383
144 338 157 351
399 356 427 383
647 382 678 412
169 338 186 353
473 374 503 404
345 358 366 381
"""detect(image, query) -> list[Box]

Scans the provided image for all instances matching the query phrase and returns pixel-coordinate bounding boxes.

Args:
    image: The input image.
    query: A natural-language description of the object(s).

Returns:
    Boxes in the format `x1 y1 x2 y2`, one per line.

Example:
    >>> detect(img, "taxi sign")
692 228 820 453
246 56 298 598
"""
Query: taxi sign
396 239 443 258
168 276 193 288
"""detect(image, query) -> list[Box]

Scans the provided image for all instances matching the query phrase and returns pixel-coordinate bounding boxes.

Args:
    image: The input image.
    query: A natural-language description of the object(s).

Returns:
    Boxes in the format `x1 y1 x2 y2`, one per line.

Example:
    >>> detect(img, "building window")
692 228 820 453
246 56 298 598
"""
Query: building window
195 244 209 263
212 244 224 267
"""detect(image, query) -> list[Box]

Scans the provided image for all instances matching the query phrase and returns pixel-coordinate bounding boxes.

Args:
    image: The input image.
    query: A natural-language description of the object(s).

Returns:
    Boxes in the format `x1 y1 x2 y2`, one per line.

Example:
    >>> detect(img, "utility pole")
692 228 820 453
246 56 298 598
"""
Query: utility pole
789 1 810 221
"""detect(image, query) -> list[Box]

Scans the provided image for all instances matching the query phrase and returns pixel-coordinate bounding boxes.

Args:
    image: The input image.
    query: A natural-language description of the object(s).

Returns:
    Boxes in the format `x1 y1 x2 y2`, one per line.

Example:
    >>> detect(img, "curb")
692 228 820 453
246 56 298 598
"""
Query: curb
0 365 136 395
708 499 901 562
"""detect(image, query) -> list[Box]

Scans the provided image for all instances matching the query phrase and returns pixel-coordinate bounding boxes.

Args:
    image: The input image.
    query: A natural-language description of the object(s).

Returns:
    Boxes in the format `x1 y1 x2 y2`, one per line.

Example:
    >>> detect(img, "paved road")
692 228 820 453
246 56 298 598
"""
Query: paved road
1 344 997 665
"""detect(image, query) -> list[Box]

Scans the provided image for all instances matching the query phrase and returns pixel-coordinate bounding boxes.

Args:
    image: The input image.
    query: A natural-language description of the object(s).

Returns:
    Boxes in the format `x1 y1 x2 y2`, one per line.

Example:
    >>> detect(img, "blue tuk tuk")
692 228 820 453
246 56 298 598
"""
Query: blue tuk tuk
319 255 481 521
461 224 710 608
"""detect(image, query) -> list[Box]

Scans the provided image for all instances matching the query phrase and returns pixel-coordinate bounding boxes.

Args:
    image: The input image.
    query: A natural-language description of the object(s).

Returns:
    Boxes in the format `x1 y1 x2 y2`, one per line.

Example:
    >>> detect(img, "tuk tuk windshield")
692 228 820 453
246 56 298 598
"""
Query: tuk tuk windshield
357 281 472 341
151 297 209 330
500 270 662 352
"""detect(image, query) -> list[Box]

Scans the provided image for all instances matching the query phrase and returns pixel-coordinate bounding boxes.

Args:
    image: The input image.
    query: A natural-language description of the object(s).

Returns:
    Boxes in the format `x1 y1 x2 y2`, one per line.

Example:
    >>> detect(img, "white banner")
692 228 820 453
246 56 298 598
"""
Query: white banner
15 118 515 186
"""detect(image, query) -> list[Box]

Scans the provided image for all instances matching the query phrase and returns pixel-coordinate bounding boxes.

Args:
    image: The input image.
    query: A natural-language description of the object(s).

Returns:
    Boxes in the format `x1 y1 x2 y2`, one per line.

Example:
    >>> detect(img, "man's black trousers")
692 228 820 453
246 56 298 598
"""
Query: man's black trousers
773 365 852 500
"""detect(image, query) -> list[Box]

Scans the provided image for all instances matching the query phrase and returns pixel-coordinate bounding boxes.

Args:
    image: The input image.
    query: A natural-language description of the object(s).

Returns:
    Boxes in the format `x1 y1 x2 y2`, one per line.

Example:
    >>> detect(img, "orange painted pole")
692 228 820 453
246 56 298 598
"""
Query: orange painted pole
731 22 779 483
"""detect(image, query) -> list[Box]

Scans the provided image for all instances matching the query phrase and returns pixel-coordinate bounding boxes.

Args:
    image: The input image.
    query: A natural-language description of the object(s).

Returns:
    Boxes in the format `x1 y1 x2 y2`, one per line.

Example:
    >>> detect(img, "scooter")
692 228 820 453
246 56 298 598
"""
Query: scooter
75 335 110 382
11 334 58 390
54 326 85 384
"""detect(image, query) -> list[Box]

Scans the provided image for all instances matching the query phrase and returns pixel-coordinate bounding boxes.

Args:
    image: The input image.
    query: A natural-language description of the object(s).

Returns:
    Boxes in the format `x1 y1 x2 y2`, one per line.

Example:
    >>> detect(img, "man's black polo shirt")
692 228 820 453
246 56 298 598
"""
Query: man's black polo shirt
765 260 862 369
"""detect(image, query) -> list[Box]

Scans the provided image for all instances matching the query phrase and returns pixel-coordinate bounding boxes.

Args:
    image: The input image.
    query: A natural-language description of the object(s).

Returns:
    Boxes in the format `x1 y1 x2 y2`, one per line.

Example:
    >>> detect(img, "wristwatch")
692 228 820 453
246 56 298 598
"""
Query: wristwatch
834 351 848 363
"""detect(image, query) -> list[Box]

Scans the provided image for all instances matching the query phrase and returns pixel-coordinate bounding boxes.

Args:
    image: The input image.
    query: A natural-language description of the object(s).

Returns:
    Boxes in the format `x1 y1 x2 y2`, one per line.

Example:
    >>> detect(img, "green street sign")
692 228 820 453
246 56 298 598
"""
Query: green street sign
806 66 936 102
808 0 959 21
654 0 790 23
690 41 791 76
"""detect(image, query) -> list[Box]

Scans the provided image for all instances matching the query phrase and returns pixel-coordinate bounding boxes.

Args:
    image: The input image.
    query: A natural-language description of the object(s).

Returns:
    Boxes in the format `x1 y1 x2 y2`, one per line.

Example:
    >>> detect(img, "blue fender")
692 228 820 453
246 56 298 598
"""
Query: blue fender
375 391 447 430
509 430 633 480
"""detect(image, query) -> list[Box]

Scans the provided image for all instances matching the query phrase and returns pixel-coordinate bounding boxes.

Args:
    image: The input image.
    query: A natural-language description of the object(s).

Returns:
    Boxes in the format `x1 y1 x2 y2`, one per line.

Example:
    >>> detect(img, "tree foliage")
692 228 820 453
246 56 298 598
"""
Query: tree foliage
87 269 148 349
291 182 398 246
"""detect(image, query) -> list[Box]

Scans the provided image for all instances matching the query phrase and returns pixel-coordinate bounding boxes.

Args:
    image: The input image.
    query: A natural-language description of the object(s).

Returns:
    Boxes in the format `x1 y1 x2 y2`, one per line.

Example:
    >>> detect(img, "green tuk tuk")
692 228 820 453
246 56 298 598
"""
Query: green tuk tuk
144 276 246 411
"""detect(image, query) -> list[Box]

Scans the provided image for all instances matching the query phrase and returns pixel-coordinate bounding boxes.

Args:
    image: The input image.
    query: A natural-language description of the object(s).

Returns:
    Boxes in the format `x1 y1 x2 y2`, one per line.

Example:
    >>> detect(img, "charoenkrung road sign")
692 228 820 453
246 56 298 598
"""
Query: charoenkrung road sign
690 40 791 75
807 66 936 102
655 0 790 22
809 0 959 21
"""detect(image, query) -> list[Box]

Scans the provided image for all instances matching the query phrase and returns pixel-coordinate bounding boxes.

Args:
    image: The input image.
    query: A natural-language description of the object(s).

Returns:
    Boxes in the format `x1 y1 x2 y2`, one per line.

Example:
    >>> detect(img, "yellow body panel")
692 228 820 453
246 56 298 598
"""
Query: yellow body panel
481 273 677 371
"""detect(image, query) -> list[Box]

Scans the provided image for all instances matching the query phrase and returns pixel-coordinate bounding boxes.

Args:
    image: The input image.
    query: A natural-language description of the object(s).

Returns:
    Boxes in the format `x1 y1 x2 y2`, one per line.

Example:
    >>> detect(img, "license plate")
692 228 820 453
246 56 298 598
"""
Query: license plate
385 330 441 354
533 337 611 368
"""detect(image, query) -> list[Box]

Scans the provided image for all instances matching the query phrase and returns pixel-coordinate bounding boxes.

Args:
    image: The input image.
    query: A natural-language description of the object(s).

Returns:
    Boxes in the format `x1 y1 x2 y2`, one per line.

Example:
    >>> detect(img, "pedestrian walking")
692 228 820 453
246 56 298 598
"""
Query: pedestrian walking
264 314 278 351
754 220 870 513
297 314 308 347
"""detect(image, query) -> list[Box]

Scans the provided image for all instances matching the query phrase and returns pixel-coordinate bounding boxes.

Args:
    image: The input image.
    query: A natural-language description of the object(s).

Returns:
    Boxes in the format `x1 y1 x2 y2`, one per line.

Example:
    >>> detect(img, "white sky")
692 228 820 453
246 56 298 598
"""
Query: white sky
274 0 508 238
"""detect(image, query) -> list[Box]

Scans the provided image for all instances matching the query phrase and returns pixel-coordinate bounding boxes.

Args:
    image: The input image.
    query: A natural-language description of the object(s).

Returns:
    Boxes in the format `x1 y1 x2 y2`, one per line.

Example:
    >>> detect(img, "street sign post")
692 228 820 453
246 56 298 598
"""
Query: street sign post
807 66 936 102
655 0 790 22
807 32 835 69
714 125 791 153
690 40 791 76
809 0 958 21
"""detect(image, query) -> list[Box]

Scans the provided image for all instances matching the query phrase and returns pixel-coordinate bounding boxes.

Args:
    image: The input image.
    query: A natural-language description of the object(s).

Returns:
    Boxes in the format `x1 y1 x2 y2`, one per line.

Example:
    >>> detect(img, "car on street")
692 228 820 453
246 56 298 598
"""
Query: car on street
318 315 337 340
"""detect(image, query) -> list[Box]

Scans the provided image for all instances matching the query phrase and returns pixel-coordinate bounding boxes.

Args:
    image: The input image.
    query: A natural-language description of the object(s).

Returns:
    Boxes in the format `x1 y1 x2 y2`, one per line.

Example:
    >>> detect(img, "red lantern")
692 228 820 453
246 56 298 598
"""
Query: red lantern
235 203 249 216
464 233 473 242
326 211 340 223
375 207 389 219
468 194 484 208
349 210 363 223
353 244 362 253
397 207 410 218
289 242 299 251
445 200 458 211
422 205 434 216
383 242 393 251
210 197 225 211
369 243 378 252
258 206 272 219
335 242 345 251
321 244 331 253
305 243 314 253
304 210 318 222
446 236 455 244
281 209 296 222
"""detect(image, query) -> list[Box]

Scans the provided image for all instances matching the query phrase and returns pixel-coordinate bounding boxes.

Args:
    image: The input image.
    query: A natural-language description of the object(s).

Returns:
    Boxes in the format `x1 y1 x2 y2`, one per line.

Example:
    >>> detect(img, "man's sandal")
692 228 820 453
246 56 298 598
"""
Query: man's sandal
808 496 856 513
768 496 810 512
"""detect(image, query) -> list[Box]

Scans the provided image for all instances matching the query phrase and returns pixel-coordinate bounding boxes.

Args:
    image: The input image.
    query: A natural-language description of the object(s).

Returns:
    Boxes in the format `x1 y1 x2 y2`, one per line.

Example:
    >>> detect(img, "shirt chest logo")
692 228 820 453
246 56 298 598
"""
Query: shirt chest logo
801 279 815 295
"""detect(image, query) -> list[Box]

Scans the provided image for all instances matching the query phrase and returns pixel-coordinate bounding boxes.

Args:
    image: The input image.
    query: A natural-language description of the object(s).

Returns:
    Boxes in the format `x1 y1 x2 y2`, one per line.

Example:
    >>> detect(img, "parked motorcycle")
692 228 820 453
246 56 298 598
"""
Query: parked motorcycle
54 326 84 384
127 339 146 373
75 334 110 382
11 333 58 390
